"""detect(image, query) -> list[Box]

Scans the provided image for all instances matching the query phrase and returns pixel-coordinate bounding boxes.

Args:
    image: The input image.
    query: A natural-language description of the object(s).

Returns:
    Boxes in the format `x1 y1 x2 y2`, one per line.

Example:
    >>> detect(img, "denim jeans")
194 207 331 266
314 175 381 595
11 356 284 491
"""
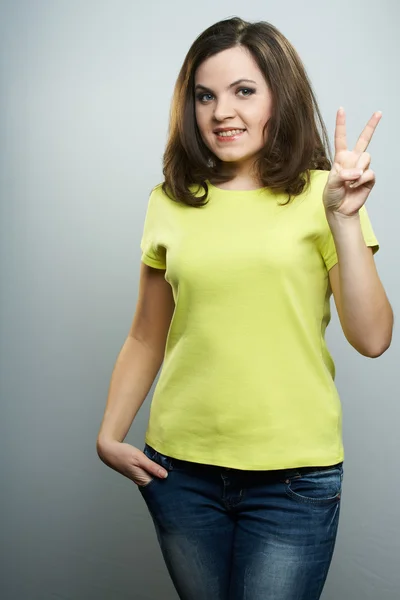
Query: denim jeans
138 444 343 600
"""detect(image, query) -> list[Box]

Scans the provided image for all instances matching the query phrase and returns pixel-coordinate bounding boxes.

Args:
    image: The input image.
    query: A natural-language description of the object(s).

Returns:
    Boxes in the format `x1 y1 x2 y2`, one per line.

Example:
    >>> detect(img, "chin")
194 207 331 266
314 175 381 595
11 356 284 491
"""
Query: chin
214 150 251 163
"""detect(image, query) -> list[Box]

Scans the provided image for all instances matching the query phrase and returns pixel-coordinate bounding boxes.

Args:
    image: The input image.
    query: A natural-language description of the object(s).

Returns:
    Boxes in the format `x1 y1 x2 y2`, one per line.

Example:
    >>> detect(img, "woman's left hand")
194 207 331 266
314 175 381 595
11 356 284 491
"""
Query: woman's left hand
323 108 382 217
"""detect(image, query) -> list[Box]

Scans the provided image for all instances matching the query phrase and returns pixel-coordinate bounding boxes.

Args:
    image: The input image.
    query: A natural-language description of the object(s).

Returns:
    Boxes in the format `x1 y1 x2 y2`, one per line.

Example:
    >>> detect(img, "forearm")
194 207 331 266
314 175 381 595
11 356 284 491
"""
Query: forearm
97 335 163 449
327 211 393 357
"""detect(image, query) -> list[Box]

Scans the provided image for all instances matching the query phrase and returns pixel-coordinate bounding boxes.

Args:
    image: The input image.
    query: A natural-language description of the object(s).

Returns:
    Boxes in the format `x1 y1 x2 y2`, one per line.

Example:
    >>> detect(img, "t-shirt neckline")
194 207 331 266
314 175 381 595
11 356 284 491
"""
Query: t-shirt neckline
206 179 270 195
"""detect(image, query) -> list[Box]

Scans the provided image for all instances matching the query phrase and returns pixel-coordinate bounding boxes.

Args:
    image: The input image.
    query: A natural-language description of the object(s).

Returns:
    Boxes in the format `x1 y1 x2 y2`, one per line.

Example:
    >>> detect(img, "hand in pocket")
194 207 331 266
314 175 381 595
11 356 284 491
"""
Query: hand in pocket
97 440 168 486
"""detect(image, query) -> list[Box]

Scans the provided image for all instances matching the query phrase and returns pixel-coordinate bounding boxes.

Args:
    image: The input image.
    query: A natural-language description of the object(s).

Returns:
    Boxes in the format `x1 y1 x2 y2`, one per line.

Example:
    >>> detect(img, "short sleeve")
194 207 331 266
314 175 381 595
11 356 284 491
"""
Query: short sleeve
140 187 167 270
321 205 380 271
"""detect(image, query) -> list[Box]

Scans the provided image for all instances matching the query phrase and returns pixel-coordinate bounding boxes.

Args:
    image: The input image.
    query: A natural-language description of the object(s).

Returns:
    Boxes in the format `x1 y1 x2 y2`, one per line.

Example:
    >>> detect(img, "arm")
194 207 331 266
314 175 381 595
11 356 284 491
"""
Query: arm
96 262 175 452
328 213 393 358
322 107 393 358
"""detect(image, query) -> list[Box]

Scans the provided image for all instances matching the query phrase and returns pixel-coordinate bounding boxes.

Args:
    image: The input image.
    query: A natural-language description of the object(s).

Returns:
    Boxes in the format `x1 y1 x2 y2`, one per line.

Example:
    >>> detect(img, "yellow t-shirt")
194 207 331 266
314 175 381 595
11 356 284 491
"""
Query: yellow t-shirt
140 169 379 470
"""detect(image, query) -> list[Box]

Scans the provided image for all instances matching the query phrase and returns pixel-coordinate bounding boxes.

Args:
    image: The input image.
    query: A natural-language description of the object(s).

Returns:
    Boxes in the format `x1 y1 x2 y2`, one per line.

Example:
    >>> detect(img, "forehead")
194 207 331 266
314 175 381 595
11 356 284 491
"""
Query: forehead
195 46 264 86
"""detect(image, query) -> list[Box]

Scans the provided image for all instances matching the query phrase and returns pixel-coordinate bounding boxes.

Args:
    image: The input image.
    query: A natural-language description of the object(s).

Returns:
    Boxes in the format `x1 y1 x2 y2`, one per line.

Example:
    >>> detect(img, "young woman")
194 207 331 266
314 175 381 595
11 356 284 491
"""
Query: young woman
97 17 393 600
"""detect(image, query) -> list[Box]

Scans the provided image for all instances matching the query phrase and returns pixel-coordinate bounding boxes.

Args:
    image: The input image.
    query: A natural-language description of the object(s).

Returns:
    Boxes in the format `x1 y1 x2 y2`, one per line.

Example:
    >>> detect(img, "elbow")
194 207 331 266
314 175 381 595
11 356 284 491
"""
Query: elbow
347 305 394 358
352 332 393 358
364 341 391 358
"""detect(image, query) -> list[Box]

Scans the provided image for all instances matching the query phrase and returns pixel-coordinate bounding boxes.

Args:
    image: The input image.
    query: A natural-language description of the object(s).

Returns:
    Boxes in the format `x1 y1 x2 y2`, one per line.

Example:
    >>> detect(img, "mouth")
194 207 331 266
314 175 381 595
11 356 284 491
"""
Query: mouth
213 128 246 141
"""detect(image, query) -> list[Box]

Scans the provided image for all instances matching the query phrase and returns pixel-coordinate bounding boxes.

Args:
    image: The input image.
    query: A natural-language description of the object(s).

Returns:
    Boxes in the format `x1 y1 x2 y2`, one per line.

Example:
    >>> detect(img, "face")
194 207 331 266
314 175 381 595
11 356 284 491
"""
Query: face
194 46 273 172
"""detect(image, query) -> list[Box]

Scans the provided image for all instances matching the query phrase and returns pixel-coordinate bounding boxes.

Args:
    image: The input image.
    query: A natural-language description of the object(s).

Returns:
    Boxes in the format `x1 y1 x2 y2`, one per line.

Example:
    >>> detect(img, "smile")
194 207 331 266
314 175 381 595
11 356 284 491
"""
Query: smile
214 129 246 141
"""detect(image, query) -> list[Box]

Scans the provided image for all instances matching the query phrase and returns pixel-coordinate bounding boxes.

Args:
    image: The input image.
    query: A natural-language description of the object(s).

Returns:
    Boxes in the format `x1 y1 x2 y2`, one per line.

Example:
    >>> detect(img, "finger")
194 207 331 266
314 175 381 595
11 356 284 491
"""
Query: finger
334 107 347 155
354 111 382 154
141 455 169 479
348 168 376 189
331 163 364 186
356 151 371 172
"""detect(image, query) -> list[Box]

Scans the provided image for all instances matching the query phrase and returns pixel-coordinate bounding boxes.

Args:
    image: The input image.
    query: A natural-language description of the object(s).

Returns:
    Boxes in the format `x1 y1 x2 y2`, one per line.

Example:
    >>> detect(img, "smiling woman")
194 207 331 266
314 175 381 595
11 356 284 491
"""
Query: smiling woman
97 15 393 600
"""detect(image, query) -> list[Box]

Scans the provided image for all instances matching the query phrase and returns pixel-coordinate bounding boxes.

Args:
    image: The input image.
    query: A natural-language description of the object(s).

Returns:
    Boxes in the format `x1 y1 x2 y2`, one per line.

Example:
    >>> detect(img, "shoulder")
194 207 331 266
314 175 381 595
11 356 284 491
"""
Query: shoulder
149 181 205 211
296 170 332 236
147 182 172 209
147 182 189 219
301 169 330 211
307 169 330 190
149 182 165 198
149 182 180 204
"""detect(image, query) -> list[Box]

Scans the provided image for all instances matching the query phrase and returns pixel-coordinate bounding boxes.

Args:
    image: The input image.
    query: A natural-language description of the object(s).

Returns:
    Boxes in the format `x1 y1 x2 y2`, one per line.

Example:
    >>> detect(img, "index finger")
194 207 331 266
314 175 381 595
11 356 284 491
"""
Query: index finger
334 107 347 154
354 111 382 154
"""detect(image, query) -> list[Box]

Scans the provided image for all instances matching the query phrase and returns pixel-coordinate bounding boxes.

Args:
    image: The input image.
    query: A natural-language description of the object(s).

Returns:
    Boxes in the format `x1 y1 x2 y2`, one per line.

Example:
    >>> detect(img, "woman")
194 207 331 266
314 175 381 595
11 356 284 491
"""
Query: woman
97 17 393 600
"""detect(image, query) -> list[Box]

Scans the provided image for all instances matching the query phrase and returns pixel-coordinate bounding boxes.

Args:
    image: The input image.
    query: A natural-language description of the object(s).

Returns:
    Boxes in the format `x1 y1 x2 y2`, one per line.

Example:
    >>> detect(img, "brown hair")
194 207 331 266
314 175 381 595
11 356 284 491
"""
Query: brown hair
162 17 332 206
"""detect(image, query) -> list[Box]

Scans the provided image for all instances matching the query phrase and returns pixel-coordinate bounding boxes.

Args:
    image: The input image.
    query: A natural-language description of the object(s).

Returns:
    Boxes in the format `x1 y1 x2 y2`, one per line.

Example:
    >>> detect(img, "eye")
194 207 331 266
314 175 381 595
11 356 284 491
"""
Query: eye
237 87 255 97
196 92 214 103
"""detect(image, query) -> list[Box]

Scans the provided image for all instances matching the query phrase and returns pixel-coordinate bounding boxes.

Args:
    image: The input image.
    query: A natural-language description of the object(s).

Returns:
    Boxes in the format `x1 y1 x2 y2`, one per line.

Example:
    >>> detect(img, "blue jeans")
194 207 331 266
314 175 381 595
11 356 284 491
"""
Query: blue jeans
138 444 343 600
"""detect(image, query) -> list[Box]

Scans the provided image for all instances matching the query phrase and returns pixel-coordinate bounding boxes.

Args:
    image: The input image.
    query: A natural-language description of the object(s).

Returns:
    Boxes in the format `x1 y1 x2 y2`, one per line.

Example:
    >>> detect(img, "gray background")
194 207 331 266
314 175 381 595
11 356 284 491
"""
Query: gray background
1 1 398 598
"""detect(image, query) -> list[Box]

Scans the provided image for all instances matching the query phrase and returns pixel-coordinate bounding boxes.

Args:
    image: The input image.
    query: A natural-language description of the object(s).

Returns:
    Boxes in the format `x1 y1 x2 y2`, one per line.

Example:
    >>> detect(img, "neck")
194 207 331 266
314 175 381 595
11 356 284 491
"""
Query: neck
211 160 263 191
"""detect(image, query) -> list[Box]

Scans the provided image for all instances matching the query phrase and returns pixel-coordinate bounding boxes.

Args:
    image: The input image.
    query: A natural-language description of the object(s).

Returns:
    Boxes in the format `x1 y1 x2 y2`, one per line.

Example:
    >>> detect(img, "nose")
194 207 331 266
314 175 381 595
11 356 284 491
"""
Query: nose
213 96 236 121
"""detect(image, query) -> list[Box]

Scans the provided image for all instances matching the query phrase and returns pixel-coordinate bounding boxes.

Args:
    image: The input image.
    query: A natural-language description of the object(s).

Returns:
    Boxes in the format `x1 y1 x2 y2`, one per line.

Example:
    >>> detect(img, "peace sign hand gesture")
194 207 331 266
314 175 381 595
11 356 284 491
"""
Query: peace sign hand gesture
323 108 382 217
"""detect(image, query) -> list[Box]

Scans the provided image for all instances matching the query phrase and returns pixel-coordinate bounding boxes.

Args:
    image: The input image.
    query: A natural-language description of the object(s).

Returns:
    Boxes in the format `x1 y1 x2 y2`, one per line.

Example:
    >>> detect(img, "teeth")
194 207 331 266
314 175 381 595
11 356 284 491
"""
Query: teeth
216 129 245 137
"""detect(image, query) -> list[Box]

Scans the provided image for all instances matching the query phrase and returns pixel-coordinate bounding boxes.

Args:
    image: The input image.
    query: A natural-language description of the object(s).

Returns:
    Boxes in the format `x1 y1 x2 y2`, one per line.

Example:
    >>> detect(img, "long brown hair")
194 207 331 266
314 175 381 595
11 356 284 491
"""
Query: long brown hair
162 17 332 206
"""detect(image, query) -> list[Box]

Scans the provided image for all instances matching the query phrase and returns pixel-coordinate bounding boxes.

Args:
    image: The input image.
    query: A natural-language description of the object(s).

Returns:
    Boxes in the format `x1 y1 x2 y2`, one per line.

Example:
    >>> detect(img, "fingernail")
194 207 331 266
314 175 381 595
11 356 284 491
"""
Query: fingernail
160 469 168 478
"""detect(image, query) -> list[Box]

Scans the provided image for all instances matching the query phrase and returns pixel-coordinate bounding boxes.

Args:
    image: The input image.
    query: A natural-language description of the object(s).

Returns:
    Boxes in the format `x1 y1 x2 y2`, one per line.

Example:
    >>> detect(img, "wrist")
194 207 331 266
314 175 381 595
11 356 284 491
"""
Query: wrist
325 209 360 229
96 435 120 454
325 210 365 254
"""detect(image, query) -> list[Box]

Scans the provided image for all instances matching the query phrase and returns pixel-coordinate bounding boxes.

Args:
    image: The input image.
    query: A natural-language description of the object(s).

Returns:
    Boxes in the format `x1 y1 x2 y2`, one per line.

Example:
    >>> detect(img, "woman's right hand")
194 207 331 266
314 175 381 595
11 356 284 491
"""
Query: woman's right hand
96 439 168 487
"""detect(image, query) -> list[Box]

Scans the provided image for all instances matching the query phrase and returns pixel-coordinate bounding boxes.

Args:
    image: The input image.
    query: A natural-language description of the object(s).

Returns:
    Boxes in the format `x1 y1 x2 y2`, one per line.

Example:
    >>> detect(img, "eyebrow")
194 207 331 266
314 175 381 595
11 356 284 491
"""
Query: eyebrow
194 78 257 92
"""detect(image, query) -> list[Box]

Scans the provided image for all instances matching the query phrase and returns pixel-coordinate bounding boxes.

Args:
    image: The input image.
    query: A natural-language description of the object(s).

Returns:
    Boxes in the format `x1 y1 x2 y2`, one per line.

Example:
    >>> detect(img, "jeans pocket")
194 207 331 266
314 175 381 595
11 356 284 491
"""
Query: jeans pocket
138 445 173 492
284 466 343 505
